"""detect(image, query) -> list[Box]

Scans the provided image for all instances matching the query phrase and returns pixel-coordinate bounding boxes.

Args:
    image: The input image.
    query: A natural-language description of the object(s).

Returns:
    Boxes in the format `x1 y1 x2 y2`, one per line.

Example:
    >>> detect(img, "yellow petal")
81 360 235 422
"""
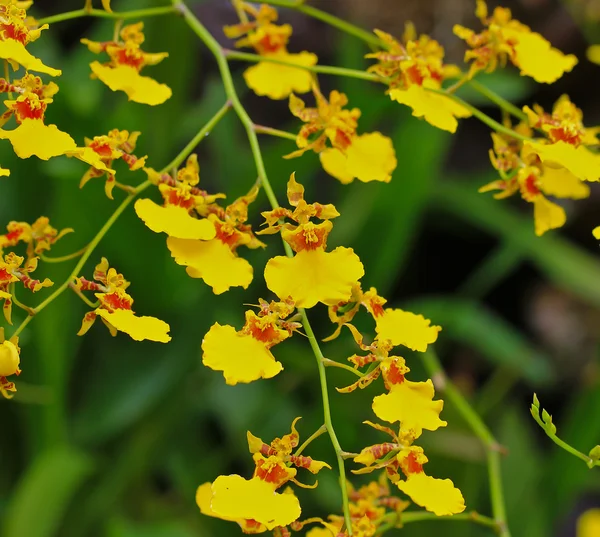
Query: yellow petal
264 248 364 308
532 196 566 236
0 340 20 377
90 62 172 105
306 529 335 537
0 119 76 159
587 45 600 65
372 379 447 434
167 237 253 294
389 86 471 134
578 508 600 537
68 147 115 173
375 308 440 351
396 473 465 516
0 39 61 76
504 29 577 84
0 167 9 177
527 141 600 182
210 475 301 530
539 166 590 199
134 199 216 240
320 132 396 184
243 51 317 100
201 323 283 385
95 309 171 343
593 226 600 240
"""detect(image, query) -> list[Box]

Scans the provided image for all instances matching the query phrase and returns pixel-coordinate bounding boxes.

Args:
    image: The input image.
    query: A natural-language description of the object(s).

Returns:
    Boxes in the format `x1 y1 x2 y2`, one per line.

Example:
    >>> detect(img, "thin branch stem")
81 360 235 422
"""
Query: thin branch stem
374 509 499 535
224 50 384 83
68 282 100 309
35 5 177 25
423 349 511 537
178 4 354 530
467 79 528 122
322 358 364 378
41 245 89 264
257 0 383 48
10 101 231 340
254 124 298 142
10 284 36 316
295 424 327 457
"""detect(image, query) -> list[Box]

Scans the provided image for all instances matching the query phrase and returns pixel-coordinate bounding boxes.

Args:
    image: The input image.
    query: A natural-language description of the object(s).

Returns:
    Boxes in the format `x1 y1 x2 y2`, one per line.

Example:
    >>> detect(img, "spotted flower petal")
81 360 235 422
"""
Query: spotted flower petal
167 237 253 294
90 62 172 105
320 132 397 184
504 29 577 84
265 248 364 308
209 475 301 530
389 86 471 133
0 119 76 159
372 379 447 434
95 309 171 343
244 51 317 100
528 141 600 182
202 323 283 385
375 308 440 351
0 39 61 76
134 199 216 239
396 473 465 516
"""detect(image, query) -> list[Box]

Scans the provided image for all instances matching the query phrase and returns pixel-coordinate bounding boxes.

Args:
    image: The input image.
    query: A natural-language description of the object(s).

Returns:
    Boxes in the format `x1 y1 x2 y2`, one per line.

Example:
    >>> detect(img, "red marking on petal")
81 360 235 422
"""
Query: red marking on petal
13 97 45 121
102 292 132 311
403 451 424 475
523 174 541 197
386 362 405 386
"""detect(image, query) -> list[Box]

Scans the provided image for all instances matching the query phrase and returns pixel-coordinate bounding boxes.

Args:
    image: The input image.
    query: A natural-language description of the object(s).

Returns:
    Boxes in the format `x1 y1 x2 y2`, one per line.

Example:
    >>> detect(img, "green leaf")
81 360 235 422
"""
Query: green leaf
2 447 94 537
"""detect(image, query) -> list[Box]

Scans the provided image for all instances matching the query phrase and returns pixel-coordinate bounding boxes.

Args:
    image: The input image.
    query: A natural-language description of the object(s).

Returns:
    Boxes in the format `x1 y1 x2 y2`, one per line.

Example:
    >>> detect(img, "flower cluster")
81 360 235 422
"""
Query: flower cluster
224 2 317 99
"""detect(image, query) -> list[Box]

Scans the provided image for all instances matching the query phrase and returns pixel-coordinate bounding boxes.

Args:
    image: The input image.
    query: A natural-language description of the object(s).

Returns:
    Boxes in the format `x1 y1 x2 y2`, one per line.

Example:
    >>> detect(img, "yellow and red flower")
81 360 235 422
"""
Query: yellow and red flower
454 0 577 83
0 216 73 258
75 257 170 342
202 298 299 385
261 174 364 308
286 87 397 184
224 3 317 99
80 129 146 199
367 26 470 133
81 22 171 105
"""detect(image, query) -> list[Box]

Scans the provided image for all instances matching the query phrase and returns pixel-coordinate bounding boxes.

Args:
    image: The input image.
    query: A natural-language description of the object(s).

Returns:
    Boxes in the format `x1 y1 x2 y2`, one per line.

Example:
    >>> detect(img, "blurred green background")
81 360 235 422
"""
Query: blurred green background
2 0 600 536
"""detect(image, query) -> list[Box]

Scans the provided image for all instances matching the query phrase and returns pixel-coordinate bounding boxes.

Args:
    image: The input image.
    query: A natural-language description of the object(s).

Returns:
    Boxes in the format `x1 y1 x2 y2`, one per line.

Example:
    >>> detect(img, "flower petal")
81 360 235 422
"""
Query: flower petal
68 147 115 173
90 62 172 105
243 51 317 100
539 166 590 199
372 379 447 434
578 508 600 537
167 237 253 294
528 141 600 182
134 199 216 239
320 132 396 184
265 248 364 308
0 119 76 159
396 473 465 516
95 309 171 342
201 323 283 385
375 308 440 351
389 86 471 133
210 475 301 530
532 195 565 236
505 29 577 84
0 39 60 76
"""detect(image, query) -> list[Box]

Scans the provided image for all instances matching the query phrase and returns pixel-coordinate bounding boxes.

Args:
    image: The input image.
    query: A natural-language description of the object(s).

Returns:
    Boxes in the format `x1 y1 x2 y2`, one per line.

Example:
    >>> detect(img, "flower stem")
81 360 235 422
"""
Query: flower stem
295 424 327 457
322 358 363 378
35 5 177 25
40 245 89 264
224 50 384 83
178 3 354 530
257 0 383 48
68 282 100 309
253 124 298 142
467 79 528 122
422 349 511 537
10 102 231 340
374 510 499 535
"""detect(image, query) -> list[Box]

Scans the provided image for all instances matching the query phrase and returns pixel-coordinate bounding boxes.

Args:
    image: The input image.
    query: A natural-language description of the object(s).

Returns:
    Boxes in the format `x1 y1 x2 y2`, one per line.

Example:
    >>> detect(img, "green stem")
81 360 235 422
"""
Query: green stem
69 282 100 309
423 349 511 537
257 0 383 48
40 245 89 264
322 358 364 378
300 309 353 534
374 510 498 535
35 5 177 25
179 5 355 530
295 424 327 457
434 88 532 142
224 50 384 83
467 79 528 122
254 124 298 142
10 102 231 340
